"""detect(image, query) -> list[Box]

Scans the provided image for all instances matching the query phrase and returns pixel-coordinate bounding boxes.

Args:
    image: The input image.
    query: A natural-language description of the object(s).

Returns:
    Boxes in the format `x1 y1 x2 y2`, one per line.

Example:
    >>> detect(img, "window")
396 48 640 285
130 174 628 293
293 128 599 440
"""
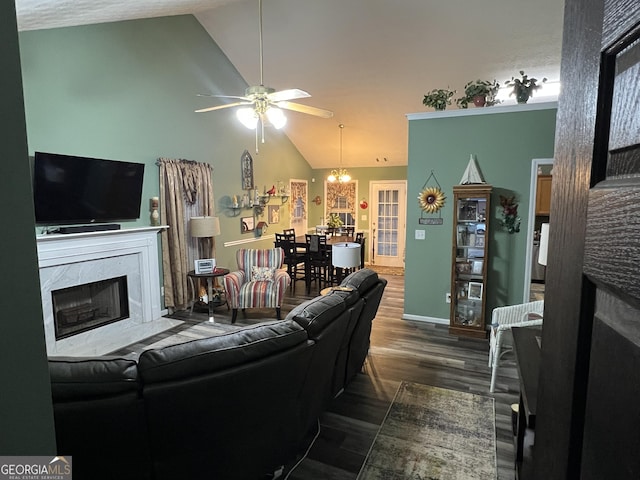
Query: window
326 181 357 226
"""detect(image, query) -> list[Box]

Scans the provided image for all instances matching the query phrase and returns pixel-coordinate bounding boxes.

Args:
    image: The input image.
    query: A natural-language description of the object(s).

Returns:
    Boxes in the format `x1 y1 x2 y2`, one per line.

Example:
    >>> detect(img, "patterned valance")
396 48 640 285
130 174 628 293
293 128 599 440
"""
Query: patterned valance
327 182 356 216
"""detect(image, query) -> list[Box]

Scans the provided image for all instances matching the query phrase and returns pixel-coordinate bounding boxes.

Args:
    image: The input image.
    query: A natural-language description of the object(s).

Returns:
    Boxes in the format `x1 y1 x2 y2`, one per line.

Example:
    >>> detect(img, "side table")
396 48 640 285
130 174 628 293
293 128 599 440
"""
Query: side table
187 268 229 323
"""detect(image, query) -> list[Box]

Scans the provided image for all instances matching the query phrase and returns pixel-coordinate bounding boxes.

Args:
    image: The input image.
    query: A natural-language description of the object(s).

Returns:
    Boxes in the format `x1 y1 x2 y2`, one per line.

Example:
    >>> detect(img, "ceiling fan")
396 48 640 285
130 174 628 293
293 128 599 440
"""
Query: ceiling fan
195 0 333 151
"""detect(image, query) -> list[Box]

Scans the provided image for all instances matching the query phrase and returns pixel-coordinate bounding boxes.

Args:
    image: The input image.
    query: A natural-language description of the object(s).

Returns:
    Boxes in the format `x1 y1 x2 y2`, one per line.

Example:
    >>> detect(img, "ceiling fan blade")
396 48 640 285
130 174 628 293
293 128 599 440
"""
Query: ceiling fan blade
197 93 250 101
276 101 334 118
195 101 253 113
268 89 311 102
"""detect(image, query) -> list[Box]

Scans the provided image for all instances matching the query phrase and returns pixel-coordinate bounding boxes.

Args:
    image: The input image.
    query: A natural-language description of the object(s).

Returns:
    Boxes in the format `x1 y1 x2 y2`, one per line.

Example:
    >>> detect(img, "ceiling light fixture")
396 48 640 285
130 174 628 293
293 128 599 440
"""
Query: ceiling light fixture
195 0 334 153
328 124 351 183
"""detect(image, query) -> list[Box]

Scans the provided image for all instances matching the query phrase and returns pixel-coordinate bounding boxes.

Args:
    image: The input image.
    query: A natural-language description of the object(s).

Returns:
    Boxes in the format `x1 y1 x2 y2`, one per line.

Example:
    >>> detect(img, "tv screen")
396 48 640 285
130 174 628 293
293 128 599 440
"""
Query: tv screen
33 152 145 226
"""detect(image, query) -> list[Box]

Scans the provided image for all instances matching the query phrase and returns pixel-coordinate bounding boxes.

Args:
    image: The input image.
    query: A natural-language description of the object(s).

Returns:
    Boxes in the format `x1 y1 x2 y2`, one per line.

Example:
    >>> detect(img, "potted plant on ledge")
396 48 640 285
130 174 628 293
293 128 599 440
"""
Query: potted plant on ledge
456 79 501 109
505 70 548 104
422 88 456 111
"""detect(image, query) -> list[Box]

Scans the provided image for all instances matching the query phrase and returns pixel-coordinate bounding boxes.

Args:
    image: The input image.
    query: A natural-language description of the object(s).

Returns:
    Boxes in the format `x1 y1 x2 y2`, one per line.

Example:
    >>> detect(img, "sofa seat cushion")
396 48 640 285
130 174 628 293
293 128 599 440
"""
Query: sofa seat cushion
138 320 308 383
49 356 140 401
286 294 347 338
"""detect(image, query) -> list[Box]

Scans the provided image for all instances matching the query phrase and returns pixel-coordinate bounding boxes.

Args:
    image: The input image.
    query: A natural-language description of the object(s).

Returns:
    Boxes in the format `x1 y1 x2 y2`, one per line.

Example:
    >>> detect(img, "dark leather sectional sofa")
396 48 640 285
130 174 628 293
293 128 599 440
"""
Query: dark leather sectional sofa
48 268 387 480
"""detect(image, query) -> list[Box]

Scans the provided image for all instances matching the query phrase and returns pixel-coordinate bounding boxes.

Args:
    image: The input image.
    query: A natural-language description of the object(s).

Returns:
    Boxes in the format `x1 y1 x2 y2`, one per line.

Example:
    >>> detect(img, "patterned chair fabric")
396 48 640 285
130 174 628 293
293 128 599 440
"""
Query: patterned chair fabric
224 248 290 323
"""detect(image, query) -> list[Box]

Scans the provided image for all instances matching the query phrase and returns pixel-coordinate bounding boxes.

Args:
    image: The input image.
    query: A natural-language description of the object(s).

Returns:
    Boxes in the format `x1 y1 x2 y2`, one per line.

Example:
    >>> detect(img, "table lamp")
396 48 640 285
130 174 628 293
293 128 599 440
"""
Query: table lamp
332 242 361 282
190 216 221 263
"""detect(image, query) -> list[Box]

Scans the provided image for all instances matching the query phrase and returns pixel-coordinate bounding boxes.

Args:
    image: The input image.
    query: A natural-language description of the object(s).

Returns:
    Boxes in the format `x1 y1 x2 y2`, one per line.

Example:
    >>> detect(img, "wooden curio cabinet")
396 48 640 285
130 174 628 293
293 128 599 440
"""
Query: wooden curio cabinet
449 184 492 338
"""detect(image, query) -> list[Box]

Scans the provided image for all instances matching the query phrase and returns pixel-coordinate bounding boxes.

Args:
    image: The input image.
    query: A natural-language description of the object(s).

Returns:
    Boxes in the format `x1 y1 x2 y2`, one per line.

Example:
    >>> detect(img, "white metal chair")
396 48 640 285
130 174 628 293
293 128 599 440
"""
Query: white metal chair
489 300 544 392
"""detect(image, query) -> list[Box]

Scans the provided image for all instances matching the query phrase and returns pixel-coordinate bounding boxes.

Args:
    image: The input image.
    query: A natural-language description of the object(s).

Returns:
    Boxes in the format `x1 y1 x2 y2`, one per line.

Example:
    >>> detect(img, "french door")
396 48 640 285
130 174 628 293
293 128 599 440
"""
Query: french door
370 181 406 268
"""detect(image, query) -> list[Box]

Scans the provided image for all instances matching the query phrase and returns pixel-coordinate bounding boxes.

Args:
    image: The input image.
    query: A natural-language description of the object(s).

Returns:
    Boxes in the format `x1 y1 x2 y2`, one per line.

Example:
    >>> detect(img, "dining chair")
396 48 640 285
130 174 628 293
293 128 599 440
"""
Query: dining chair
275 232 306 292
353 232 366 269
342 226 355 237
304 234 333 294
283 228 296 236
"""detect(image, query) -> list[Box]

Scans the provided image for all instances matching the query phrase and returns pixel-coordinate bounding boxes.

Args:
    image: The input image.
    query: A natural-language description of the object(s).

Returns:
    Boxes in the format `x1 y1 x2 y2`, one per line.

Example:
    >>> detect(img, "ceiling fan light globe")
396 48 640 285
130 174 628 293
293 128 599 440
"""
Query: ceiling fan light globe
341 173 351 182
328 172 337 182
237 107 259 129
266 107 287 129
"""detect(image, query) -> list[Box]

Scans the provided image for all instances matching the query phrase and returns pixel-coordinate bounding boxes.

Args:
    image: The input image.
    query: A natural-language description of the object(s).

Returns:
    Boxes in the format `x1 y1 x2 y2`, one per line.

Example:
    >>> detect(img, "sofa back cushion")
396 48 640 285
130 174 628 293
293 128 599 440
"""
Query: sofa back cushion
138 320 315 480
340 268 381 294
286 294 355 435
340 269 388 385
138 320 306 383
49 356 151 480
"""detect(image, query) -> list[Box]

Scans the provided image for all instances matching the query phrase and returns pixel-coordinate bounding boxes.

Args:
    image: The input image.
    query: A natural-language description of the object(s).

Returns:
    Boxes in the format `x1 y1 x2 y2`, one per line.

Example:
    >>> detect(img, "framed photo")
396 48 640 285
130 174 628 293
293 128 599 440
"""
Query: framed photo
475 235 485 247
468 281 483 300
455 262 472 274
241 216 255 233
268 205 280 224
241 150 254 190
458 200 478 221
195 258 215 274
471 260 484 275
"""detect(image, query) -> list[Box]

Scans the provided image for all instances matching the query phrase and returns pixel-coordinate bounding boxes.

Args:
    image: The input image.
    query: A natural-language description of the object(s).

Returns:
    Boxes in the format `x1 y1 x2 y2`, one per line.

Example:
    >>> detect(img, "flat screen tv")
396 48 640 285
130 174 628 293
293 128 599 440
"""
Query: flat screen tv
33 151 145 226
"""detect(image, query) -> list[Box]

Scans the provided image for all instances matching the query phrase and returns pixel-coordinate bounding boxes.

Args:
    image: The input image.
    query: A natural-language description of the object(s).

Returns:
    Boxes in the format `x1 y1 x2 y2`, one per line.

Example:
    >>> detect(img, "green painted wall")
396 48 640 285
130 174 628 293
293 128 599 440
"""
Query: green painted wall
19 15 313 269
405 105 557 321
0 0 56 453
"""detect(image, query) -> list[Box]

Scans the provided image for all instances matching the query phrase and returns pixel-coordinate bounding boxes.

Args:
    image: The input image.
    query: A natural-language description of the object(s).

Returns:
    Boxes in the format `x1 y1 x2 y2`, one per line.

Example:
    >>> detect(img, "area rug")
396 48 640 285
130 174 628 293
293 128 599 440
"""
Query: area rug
357 382 496 480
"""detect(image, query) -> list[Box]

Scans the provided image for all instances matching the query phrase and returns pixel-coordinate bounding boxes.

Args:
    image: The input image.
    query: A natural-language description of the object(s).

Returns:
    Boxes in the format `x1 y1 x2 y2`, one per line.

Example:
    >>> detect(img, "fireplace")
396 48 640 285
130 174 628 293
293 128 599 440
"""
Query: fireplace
53 276 129 340
37 227 182 356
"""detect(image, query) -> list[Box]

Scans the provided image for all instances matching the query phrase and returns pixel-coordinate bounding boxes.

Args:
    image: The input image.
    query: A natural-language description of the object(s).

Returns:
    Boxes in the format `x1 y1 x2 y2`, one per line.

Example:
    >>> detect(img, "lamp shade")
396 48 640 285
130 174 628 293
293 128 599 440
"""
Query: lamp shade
332 242 361 269
538 223 549 266
190 216 220 238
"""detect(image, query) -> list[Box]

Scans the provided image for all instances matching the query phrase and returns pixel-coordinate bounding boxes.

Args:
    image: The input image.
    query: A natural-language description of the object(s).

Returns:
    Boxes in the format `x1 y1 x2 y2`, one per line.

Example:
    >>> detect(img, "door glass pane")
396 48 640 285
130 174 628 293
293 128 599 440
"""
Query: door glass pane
376 188 401 260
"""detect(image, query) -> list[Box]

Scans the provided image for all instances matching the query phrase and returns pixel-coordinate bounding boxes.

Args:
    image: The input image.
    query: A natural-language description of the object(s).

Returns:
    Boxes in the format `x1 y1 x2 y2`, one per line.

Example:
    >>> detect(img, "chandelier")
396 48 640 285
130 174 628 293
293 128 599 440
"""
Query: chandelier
328 124 351 183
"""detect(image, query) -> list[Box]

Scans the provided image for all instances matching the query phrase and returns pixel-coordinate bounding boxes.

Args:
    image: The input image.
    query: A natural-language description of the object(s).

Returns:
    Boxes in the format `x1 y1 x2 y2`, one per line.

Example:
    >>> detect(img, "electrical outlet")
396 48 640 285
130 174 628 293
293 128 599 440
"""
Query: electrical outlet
415 229 426 240
446 293 451 303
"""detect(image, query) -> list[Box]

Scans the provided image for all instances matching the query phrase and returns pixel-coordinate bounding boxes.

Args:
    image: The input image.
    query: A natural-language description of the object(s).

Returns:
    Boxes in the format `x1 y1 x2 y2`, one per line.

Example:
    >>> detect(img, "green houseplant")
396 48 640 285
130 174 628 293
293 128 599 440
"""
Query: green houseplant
505 70 547 104
456 79 501 109
422 88 456 111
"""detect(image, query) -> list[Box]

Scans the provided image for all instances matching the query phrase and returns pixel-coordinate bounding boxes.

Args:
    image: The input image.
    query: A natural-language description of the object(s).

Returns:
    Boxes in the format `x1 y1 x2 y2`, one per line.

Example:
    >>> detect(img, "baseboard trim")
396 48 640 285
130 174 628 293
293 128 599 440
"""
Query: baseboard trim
402 314 449 325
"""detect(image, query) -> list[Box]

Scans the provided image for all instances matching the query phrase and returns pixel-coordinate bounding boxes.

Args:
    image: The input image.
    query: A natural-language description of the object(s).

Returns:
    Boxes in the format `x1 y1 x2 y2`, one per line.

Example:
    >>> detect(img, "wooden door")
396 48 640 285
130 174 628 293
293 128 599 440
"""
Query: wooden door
534 1 640 479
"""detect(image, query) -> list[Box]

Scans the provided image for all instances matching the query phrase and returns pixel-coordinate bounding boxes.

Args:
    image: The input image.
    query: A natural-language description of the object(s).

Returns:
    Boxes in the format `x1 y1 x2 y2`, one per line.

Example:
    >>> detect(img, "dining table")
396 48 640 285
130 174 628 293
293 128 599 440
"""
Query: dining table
293 235 365 284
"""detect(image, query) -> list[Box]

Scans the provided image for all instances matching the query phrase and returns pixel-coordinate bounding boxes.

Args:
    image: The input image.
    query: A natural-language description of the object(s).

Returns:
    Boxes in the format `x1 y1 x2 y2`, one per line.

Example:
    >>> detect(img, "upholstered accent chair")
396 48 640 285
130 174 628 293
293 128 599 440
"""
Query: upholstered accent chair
223 248 290 323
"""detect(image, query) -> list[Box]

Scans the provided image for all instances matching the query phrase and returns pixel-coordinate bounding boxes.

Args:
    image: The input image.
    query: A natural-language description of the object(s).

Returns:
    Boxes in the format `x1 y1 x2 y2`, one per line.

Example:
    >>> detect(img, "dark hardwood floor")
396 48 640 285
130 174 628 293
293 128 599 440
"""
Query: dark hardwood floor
113 270 520 479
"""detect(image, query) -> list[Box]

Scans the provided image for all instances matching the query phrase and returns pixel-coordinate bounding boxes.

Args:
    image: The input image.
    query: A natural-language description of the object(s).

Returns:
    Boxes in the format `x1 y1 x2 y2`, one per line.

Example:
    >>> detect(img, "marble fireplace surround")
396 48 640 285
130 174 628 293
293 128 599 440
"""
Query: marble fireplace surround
37 227 181 356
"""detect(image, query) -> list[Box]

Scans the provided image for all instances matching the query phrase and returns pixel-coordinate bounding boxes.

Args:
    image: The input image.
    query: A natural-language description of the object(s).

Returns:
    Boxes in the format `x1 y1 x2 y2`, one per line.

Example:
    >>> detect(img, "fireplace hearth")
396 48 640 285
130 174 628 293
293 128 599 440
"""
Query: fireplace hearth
53 276 129 340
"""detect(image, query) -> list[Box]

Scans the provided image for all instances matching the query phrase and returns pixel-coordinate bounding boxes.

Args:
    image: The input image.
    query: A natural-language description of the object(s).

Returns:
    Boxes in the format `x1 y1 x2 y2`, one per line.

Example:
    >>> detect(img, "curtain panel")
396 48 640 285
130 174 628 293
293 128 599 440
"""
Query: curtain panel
157 158 214 310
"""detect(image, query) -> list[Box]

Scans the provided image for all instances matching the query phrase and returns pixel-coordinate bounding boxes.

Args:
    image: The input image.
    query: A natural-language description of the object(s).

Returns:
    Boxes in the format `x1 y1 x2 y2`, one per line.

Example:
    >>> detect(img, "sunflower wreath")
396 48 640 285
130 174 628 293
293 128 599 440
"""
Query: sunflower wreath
418 186 446 214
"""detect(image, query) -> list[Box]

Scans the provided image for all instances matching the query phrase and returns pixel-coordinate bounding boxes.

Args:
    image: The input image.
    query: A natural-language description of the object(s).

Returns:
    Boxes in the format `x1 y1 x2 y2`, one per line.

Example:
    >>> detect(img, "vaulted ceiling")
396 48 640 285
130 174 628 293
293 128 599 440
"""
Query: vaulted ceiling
15 0 565 169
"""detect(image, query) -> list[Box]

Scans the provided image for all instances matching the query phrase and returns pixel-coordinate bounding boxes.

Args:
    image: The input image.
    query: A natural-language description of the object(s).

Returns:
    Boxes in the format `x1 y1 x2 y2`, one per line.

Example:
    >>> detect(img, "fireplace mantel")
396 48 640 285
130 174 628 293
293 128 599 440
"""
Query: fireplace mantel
37 226 181 356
